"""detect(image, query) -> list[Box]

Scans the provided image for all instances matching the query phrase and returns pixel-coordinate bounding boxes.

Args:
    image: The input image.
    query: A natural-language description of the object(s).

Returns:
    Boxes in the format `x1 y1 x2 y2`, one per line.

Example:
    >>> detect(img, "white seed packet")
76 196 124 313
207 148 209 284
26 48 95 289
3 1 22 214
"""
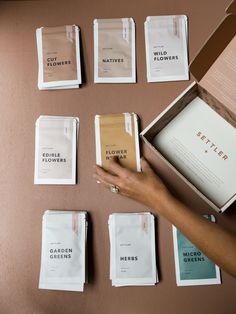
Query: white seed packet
39 210 88 292
108 213 158 286
34 115 79 185
172 214 221 286
145 15 189 82
94 18 136 83
36 25 82 90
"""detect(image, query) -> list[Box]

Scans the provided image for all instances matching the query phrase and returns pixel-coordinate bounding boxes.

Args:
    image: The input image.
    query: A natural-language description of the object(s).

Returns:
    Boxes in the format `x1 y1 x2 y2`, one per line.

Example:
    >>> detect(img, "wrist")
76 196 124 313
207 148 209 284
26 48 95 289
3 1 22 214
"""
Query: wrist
152 188 174 215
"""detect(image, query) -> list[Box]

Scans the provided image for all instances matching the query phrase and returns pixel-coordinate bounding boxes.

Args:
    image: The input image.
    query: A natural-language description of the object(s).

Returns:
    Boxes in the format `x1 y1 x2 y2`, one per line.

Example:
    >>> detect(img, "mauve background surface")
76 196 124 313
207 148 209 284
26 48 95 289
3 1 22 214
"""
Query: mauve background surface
0 0 235 314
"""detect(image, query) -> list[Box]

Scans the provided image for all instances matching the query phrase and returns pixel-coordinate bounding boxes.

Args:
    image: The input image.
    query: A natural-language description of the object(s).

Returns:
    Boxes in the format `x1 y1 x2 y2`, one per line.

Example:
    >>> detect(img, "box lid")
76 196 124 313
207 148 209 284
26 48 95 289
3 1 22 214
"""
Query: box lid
189 1 236 125
189 4 236 81
226 0 236 14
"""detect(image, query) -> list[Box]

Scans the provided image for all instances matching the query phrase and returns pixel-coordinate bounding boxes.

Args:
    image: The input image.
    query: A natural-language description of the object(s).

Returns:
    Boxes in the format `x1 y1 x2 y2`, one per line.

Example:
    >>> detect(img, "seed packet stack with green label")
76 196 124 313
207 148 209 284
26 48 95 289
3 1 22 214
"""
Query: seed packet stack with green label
39 210 88 292
108 213 158 287
172 215 221 286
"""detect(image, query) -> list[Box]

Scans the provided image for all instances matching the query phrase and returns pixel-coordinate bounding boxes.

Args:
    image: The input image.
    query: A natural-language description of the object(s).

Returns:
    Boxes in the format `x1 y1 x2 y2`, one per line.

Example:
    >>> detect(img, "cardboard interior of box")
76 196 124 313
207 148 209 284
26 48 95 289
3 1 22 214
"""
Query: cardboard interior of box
190 1 236 128
141 1 236 212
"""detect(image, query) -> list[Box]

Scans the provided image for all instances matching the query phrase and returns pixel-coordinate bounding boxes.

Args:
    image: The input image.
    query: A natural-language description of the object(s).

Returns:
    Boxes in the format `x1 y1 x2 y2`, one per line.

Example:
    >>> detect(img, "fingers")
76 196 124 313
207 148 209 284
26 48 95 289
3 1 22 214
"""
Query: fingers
141 157 154 174
93 173 112 189
94 165 120 186
107 157 130 177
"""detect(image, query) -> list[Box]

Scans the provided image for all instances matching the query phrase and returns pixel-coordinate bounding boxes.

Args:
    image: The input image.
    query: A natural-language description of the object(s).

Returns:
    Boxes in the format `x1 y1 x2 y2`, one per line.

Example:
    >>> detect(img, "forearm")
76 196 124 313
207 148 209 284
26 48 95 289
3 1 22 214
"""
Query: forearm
94 158 236 277
153 191 236 277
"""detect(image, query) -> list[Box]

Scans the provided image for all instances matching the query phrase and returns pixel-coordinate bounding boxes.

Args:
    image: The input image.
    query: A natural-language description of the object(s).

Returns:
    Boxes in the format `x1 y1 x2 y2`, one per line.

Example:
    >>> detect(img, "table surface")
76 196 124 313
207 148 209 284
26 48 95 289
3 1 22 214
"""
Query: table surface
0 0 235 314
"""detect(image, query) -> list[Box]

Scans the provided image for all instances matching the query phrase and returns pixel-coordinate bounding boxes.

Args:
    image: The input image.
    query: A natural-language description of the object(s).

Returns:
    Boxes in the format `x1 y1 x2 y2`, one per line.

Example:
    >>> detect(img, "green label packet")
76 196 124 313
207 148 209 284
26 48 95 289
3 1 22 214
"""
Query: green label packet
172 215 221 286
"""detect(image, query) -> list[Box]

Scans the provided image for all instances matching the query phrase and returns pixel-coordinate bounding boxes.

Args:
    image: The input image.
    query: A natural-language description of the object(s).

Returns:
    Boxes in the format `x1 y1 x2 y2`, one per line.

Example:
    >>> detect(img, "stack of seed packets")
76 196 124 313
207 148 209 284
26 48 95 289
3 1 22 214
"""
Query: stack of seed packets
39 210 88 292
95 112 141 172
172 214 221 286
34 116 79 185
145 15 189 82
108 213 158 287
36 25 82 89
94 18 136 83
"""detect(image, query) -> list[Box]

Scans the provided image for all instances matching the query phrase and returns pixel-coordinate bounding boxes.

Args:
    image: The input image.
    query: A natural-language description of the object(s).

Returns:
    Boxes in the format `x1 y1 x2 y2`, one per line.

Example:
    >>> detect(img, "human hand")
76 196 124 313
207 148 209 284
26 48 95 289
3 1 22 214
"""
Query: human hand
94 157 170 210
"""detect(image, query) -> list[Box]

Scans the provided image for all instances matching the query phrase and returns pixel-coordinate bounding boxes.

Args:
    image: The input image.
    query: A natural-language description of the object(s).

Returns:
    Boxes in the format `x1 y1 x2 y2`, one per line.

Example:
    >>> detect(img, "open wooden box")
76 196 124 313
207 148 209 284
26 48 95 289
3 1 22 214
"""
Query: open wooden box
141 1 236 213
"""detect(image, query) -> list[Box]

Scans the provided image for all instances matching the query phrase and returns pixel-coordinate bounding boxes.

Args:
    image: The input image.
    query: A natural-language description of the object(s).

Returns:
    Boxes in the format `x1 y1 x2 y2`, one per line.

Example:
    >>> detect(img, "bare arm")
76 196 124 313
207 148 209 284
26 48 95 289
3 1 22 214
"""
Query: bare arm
94 157 236 277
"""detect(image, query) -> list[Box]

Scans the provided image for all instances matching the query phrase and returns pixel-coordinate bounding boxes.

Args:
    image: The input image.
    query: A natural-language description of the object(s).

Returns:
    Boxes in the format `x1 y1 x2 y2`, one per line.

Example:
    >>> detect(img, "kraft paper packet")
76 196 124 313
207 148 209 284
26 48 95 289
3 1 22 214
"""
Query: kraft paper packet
36 25 82 89
172 215 221 286
145 15 189 82
108 213 158 286
34 115 79 185
39 210 88 292
94 18 136 83
95 113 141 172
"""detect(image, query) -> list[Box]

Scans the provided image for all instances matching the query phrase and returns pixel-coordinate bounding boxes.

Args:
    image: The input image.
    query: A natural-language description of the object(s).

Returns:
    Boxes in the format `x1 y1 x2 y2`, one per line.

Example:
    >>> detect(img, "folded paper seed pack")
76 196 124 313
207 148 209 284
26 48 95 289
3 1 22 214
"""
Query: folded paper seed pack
34 116 79 185
144 15 189 82
95 113 141 171
36 25 82 89
39 210 88 292
108 212 158 287
172 215 221 286
141 1 236 213
94 18 136 83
